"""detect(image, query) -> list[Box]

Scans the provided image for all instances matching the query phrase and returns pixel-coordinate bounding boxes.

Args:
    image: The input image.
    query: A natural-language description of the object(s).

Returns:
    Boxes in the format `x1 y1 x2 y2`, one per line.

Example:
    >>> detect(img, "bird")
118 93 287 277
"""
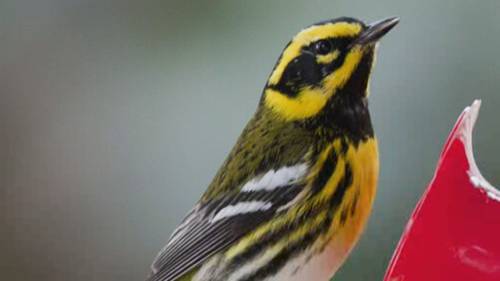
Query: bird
147 16 399 281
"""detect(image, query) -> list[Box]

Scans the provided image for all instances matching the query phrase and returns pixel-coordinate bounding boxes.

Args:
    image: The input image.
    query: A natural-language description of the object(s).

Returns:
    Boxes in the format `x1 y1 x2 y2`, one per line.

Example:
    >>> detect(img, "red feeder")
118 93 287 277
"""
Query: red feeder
384 100 500 281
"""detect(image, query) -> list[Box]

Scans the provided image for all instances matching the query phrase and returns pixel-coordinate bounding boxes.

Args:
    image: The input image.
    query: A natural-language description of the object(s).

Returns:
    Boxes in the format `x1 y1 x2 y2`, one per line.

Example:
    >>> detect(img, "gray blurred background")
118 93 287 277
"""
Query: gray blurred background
1 1 500 280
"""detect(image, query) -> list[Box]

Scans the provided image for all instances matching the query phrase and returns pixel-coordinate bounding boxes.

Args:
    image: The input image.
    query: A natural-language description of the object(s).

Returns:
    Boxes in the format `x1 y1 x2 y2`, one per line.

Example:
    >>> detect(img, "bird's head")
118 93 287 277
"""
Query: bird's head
263 17 399 122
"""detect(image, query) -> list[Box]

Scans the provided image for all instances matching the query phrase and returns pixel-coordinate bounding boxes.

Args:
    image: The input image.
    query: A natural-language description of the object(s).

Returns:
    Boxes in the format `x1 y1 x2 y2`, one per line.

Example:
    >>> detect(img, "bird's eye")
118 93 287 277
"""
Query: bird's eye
314 40 332 55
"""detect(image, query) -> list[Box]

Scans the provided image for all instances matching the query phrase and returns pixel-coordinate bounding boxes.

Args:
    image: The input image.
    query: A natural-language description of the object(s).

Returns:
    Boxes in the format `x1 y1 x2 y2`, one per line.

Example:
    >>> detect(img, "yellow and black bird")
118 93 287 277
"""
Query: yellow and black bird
147 16 399 281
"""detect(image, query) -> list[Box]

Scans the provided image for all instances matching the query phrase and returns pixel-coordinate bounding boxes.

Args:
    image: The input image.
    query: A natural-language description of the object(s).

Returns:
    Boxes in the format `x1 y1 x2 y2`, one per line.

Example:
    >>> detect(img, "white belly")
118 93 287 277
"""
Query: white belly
193 237 350 281
265 238 350 281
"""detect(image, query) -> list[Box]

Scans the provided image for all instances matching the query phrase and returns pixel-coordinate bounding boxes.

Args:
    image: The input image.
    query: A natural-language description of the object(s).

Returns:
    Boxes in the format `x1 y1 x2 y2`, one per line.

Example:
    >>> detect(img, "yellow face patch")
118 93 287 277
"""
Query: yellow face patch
265 87 328 120
268 22 362 86
316 50 340 64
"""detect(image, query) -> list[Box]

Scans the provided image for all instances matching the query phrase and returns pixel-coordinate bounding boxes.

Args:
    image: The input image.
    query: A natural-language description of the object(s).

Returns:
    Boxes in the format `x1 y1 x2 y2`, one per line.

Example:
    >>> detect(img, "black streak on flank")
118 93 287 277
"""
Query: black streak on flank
329 163 353 211
239 217 329 281
339 208 349 226
311 149 338 195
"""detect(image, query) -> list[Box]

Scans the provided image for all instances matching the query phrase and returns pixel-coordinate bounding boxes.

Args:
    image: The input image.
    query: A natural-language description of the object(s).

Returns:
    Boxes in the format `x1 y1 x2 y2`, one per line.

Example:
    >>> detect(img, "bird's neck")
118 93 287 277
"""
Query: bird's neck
305 50 375 145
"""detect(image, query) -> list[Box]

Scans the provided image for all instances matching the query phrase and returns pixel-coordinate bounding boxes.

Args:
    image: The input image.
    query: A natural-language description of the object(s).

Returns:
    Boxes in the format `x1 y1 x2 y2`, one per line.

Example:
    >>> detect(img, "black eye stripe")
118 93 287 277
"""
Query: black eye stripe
304 37 354 54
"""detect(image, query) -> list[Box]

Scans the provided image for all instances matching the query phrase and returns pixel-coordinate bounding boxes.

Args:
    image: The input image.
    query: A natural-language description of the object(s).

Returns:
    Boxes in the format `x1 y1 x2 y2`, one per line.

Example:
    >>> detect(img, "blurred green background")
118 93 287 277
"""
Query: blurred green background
1 1 500 280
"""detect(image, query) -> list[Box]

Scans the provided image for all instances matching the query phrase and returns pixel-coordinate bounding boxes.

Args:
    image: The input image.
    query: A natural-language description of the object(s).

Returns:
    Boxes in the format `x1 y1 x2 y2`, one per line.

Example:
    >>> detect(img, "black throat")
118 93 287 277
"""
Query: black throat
303 50 375 145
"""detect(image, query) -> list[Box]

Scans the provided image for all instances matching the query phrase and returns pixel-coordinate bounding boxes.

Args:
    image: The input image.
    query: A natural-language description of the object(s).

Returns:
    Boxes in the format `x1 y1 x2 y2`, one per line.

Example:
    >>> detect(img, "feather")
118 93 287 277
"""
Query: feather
147 164 308 281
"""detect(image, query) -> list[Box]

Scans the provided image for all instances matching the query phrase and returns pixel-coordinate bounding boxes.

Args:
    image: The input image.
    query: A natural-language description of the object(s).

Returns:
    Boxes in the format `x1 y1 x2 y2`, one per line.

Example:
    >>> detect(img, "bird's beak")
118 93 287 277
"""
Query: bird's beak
350 17 399 48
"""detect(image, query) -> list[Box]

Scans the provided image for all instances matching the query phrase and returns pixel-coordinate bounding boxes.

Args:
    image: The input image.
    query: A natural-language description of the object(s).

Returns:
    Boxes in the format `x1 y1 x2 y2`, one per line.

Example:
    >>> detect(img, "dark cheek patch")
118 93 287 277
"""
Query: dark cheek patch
272 54 323 97
296 55 324 86
269 37 356 98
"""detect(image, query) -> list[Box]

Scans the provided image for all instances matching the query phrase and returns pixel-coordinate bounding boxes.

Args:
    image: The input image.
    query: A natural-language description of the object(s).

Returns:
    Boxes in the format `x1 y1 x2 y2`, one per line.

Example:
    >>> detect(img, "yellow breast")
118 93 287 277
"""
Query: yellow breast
305 138 379 279
310 137 379 265
264 138 379 281
337 138 379 246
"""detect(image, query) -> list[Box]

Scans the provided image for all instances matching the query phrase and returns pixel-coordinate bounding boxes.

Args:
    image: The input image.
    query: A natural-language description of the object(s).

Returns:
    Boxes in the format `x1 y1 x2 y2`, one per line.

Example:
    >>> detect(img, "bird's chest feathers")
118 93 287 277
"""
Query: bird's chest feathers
255 139 379 281
324 137 379 250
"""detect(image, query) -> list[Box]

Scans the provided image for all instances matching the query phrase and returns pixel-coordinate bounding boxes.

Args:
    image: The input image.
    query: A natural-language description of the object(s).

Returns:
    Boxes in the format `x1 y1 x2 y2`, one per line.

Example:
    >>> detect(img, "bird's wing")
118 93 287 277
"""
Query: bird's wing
147 163 308 281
